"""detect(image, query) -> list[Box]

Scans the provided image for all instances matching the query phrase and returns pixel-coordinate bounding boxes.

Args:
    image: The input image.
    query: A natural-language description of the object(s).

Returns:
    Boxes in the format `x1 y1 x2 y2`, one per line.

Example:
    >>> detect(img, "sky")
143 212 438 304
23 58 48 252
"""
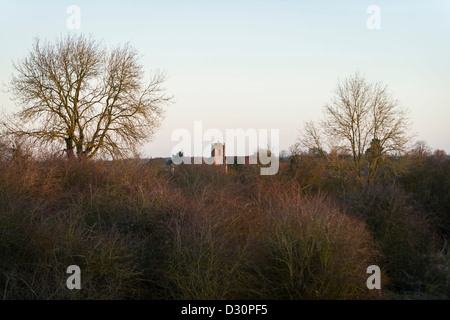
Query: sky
0 0 449 157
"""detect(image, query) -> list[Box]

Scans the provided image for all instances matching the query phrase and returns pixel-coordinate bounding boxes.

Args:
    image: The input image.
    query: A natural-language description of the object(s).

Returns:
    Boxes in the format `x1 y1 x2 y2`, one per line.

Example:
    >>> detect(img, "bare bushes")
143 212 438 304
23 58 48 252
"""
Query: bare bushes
0 158 381 299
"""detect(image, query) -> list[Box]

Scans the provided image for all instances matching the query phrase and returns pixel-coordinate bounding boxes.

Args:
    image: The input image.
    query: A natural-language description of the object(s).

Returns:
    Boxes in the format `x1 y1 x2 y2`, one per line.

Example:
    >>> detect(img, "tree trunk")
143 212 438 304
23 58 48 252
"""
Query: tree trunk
65 137 75 159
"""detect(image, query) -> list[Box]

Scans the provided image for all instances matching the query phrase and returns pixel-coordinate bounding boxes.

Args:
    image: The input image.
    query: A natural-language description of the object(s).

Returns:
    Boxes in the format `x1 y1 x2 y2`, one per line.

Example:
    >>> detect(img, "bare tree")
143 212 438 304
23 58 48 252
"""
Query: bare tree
410 140 432 157
297 72 412 187
2 34 171 160
433 149 448 163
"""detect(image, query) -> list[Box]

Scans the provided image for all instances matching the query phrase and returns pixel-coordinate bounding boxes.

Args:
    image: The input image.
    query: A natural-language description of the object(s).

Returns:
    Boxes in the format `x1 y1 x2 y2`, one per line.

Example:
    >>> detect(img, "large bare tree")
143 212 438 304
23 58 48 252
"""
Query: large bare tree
297 72 412 187
3 34 171 159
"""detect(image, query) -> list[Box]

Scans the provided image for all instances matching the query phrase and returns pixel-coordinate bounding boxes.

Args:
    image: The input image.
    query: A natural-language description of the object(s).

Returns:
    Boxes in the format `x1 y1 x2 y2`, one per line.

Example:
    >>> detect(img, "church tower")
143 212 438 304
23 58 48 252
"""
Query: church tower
211 143 226 171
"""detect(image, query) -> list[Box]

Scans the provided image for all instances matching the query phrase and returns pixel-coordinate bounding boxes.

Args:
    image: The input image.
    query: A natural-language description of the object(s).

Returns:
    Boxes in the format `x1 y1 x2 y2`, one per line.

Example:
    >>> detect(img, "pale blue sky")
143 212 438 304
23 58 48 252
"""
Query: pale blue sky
1 0 449 157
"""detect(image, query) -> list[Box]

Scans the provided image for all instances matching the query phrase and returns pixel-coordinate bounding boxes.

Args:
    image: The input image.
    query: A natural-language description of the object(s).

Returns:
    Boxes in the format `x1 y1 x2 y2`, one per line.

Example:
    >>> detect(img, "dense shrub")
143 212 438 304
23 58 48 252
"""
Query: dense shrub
344 184 449 298
399 154 450 237
0 157 384 299
243 181 382 299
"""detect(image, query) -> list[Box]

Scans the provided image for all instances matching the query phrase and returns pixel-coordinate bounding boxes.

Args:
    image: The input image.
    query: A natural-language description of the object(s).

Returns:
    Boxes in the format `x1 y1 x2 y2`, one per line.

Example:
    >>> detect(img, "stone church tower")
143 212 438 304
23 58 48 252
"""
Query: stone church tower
211 143 226 166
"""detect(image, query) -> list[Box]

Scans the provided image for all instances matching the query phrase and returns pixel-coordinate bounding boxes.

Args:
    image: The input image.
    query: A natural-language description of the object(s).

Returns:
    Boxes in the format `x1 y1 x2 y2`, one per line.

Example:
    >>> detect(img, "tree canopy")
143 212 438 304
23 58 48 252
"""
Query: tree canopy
3 34 171 159
296 72 412 187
